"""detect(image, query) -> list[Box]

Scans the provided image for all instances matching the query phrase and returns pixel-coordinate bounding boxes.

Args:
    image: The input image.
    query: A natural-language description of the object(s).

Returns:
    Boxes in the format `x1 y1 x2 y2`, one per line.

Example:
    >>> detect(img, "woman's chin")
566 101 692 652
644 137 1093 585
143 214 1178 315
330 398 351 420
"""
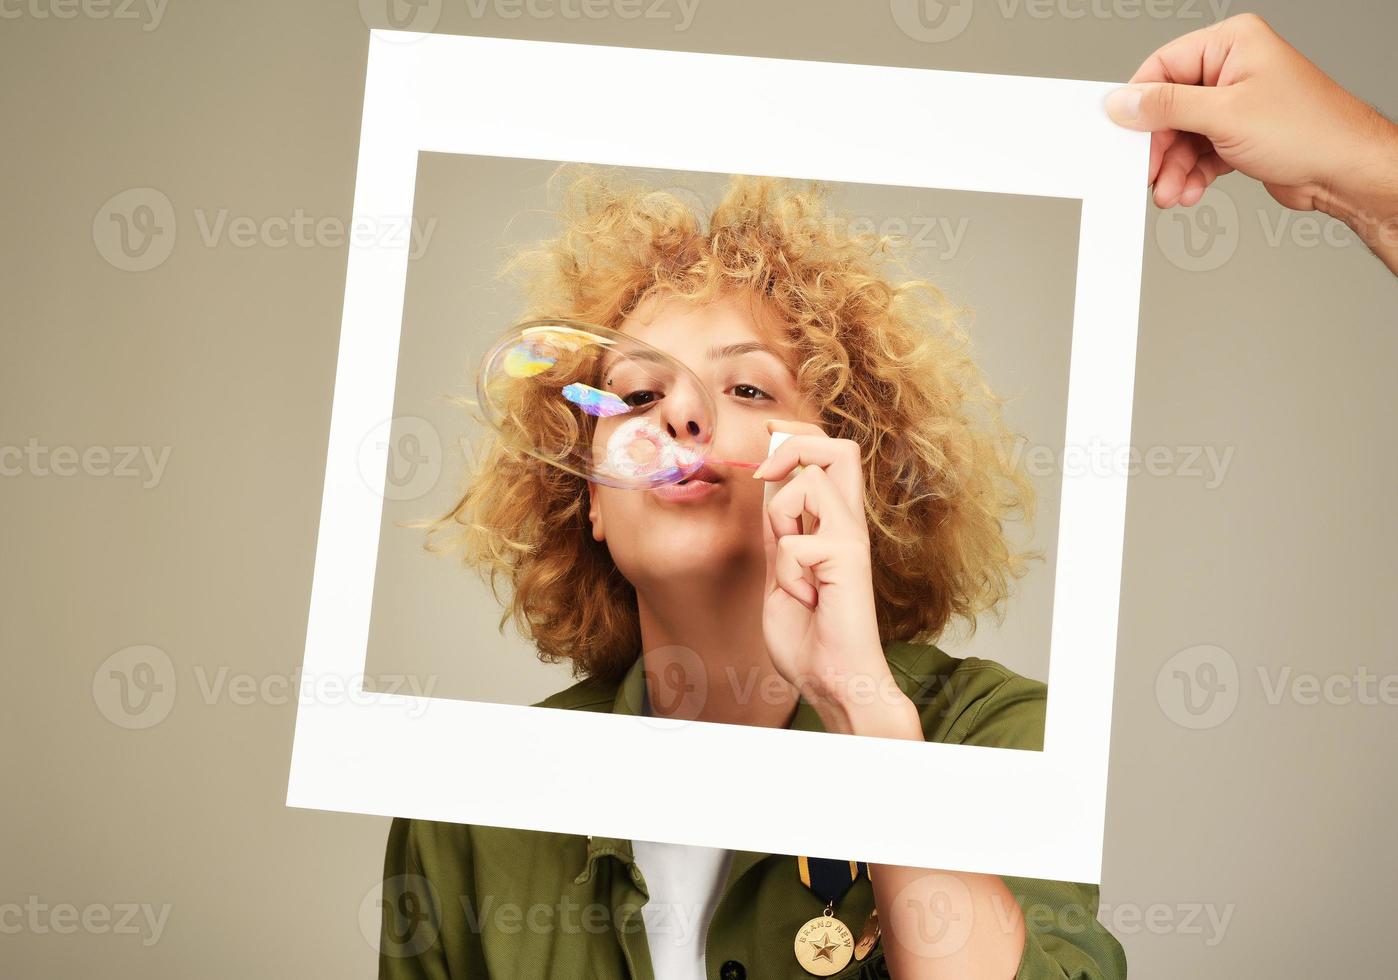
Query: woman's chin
625 534 759 584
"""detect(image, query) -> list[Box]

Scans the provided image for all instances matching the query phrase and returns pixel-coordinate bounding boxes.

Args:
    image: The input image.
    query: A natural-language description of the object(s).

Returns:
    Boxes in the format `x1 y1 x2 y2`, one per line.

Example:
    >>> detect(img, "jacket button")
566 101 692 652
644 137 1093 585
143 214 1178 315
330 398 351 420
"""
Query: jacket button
718 959 746 980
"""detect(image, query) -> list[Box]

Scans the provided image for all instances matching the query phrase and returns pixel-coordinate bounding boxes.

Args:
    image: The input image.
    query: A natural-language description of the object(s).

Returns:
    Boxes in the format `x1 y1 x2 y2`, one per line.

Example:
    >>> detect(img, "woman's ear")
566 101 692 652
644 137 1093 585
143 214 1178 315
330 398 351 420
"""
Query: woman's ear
586 482 605 542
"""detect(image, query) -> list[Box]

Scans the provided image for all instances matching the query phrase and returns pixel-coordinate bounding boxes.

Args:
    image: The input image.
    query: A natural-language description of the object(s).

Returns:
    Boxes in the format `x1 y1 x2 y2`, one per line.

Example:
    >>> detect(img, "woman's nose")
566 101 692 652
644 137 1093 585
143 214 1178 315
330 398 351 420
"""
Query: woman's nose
658 383 710 446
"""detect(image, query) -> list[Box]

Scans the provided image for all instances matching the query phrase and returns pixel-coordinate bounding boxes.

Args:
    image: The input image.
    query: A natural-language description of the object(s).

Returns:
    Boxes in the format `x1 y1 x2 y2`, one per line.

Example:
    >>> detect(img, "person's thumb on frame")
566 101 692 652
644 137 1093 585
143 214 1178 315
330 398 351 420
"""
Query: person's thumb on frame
1105 82 1222 137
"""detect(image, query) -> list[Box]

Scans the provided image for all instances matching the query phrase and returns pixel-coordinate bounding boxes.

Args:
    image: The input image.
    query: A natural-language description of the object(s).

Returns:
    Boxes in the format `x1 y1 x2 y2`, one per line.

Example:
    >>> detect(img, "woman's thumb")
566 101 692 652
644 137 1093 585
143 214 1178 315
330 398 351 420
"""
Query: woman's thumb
1105 82 1223 137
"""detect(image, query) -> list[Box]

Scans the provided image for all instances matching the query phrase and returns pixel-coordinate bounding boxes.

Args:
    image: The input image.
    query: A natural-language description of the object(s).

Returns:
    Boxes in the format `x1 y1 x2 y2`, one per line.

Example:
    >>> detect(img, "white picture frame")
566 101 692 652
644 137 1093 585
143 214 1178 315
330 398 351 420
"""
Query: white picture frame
287 29 1148 884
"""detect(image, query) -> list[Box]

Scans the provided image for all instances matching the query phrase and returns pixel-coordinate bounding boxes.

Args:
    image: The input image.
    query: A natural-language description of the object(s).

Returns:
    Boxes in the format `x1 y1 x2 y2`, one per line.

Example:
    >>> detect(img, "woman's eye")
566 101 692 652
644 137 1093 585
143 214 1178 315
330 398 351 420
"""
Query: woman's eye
621 390 662 408
619 384 771 407
730 383 773 401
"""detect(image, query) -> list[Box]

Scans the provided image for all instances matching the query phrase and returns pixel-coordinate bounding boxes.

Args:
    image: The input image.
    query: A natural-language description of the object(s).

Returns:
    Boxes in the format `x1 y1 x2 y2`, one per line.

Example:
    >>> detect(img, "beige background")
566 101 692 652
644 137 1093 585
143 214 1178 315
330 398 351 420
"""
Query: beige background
3 1 1395 978
364 152 1079 706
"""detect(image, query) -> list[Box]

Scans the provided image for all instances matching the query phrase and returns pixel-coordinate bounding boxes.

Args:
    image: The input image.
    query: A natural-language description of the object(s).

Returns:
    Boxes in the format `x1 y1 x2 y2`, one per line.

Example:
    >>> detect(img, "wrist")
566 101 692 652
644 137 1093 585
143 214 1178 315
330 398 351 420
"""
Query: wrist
1317 112 1398 262
811 679 923 740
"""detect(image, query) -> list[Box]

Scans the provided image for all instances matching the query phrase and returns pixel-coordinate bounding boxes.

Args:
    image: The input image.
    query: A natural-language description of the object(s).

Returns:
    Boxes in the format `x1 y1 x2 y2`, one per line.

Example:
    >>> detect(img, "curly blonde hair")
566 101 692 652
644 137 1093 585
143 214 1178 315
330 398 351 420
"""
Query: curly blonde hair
427 164 1037 685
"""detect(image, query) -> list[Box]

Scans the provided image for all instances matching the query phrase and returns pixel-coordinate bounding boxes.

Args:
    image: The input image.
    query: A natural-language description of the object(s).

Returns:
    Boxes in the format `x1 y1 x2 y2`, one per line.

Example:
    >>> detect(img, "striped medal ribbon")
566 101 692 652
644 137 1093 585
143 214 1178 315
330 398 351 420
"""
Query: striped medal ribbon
793 855 867 976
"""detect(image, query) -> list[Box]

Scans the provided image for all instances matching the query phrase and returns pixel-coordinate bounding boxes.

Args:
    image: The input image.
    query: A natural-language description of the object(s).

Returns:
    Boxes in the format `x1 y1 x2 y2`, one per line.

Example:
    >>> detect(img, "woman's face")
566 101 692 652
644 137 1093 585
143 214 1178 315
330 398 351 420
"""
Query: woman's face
586 293 820 589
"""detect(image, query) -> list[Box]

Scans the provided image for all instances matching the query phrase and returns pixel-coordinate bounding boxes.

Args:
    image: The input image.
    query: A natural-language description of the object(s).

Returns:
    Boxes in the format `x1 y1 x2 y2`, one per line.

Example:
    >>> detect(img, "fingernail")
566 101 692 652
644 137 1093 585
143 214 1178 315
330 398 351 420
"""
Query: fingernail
752 463 767 480
1105 86 1143 124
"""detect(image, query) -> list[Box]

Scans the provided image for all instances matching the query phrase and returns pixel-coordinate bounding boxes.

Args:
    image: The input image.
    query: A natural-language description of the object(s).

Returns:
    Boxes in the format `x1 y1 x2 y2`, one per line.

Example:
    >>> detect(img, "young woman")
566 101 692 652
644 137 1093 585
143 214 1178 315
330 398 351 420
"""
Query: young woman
380 167 1126 979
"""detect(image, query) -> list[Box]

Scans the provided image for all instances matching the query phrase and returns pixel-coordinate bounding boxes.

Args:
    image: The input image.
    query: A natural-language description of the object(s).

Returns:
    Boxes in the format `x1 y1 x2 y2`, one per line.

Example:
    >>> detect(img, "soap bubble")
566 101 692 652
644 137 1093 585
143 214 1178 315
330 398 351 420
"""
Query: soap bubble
475 319 716 490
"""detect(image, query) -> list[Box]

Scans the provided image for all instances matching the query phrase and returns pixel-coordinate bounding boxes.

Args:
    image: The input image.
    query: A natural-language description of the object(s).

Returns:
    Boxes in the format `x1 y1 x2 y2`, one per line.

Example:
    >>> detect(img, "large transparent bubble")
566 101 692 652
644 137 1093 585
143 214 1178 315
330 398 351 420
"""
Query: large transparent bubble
475 318 717 490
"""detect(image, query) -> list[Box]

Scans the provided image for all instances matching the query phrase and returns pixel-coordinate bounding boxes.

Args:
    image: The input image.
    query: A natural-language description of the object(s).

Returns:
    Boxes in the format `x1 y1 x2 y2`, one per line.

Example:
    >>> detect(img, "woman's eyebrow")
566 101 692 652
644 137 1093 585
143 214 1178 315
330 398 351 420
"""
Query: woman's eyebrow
705 342 785 363
599 341 788 378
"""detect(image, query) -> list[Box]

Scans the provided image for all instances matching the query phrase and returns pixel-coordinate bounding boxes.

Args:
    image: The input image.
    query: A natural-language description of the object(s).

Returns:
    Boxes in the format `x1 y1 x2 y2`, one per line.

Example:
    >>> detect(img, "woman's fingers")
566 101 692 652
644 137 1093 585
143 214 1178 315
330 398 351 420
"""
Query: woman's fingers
1147 129 1182 186
760 420 871 609
756 427 864 520
1180 151 1236 206
773 534 822 608
1108 80 1229 140
1127 16 1238 88
1154 131 1209 208
1154 133 1234 207
766 464 863 543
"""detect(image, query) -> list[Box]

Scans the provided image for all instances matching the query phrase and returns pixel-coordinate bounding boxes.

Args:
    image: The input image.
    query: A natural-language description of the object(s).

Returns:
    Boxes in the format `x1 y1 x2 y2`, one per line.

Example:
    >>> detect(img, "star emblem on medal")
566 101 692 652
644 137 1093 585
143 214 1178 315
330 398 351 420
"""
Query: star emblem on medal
810 931 839 961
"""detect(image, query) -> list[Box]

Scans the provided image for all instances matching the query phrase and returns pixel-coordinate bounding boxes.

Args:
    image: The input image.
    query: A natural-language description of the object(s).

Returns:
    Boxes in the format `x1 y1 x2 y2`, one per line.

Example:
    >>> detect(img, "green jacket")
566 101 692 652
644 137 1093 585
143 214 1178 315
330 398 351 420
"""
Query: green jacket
380 640 1127 979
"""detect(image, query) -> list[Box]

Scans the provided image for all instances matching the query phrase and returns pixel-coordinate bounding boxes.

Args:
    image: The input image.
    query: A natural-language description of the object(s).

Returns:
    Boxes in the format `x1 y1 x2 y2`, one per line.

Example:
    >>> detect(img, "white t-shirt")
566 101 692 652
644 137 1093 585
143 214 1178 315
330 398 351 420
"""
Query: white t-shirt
630 838 736 980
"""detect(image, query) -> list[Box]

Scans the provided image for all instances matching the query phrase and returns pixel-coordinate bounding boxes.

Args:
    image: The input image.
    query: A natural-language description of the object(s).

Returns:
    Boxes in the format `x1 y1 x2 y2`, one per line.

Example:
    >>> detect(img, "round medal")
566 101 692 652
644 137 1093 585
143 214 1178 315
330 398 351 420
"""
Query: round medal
794 913 855 976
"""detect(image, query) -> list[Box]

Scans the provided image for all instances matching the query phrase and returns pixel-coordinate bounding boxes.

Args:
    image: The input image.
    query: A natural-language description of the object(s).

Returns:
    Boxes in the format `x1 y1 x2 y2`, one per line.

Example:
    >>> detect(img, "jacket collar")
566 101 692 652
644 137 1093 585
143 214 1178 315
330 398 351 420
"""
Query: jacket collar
576 644 922 888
